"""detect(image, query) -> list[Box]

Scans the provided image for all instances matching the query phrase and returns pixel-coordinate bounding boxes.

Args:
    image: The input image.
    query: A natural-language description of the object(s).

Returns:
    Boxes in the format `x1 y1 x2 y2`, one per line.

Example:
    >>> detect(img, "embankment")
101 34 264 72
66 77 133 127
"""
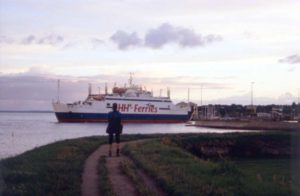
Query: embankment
194 120 300 131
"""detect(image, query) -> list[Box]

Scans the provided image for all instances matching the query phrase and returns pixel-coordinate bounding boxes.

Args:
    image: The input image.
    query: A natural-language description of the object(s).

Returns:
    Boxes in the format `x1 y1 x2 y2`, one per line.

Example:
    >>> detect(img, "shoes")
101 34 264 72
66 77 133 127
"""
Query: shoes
116 149 120 156
108 151 112 157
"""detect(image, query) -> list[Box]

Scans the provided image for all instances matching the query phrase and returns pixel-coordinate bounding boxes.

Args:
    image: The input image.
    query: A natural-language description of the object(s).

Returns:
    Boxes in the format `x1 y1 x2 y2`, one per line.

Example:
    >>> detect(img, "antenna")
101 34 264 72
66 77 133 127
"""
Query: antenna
105 83 108 95
129 72 133 86
57 79 60 103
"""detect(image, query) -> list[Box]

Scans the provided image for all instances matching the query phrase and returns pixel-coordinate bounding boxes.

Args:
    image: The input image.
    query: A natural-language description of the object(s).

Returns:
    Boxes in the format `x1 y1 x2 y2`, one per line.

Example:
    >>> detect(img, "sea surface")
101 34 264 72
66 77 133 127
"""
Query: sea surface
0 112 251 159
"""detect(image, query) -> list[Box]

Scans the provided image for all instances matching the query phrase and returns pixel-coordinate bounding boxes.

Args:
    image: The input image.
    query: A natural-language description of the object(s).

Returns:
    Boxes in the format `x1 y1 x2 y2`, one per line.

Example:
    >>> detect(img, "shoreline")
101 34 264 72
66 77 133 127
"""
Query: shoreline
193 120 300 131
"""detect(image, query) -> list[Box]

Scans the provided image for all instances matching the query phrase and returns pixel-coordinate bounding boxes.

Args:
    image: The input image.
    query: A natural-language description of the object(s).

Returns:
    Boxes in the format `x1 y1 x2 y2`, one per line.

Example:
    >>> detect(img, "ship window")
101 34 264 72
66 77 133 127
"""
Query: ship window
107 103 110 107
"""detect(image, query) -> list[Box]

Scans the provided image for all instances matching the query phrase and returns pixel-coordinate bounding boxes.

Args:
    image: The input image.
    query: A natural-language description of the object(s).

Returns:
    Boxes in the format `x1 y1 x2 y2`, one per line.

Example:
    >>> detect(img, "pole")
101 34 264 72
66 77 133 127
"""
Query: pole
188 88 190 103
200 84 203 106
251 82 254 106
57 79 60 103
298 89 300 105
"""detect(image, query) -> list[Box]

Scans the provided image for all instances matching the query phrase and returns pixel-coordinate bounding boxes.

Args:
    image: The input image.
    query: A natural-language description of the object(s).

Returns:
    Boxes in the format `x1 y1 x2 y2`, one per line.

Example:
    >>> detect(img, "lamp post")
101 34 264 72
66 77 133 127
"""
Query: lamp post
200 84 203 106
251 82 254 107
187 88 190 103
298 89 300 105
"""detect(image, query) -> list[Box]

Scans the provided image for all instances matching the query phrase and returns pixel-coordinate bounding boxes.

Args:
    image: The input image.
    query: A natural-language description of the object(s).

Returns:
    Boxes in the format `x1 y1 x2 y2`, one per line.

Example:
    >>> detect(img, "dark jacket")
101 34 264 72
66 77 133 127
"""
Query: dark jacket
106 111 122 134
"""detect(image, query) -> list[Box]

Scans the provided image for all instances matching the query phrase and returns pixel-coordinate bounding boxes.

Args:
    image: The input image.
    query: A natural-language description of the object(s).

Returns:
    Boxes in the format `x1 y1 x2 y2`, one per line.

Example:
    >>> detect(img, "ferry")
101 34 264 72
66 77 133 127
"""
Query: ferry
52 75 192 123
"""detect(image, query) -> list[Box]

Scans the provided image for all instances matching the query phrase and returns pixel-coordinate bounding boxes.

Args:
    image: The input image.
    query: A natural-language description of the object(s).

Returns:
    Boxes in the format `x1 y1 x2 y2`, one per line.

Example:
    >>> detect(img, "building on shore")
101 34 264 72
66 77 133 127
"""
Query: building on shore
195 103 300 122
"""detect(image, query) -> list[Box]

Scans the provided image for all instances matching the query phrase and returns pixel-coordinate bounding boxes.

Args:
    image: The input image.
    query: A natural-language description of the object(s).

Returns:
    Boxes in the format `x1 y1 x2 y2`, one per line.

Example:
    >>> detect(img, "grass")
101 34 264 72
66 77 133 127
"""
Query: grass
0 132 299 196
120 159 156 196
0 133 159 196
123 140 229 195
98 156 116 196
0 136 106 196
236 158 300 194
170 132 300 158
123 134 300 196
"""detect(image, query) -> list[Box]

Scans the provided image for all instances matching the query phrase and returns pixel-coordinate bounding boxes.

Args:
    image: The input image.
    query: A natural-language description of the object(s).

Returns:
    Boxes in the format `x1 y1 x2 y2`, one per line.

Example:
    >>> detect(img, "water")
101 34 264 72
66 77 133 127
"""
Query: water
0 112 250 159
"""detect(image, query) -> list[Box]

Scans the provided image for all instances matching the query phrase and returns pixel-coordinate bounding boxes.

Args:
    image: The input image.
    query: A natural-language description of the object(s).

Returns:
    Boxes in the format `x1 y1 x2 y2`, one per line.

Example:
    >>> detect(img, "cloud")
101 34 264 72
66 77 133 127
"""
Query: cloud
287 67 296 72
0 72 231 110
110 31 141 50
62 42 78 49
277 92 296 102
38 34 64 45
145 23 222 48
110 23 222 50
0 74 88 110
0 35 14 44
279 54 300 64
21 35 36 44
158 77 230 90
21 34 64 46
0 71 297 111
91 38 104 49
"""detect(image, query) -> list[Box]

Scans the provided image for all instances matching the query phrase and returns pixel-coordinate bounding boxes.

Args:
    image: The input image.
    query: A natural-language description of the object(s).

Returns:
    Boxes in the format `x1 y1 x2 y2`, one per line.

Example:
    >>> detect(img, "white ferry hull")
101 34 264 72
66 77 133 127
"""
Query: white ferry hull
52 100 190 123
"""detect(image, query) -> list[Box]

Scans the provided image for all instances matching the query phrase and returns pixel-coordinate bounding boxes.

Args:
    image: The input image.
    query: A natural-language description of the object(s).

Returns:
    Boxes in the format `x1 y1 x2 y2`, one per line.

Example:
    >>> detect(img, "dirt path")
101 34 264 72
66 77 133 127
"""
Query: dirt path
81 140 165 196
81 142 136 196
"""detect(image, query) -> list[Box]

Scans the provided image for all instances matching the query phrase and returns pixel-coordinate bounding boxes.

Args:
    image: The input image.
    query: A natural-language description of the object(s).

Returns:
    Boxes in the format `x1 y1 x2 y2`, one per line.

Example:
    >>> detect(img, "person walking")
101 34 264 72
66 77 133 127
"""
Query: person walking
106 103 123 157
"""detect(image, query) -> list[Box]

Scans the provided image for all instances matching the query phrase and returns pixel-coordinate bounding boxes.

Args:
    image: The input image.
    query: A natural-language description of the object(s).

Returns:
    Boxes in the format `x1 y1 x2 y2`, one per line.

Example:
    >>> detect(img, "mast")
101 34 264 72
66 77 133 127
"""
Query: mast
167 87 170 98
88 83 92 96
105 83 108 95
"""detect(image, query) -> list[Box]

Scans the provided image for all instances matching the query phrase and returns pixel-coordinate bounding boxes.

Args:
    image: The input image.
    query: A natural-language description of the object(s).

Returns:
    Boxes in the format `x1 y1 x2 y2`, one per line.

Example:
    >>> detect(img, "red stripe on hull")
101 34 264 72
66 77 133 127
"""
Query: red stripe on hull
57 118 185 123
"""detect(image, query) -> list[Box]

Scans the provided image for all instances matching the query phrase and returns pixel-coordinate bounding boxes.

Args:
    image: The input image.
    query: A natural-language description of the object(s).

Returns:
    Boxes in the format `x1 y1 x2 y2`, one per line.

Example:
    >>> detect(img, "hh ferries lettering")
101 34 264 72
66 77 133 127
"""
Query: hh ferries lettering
117 104 158 113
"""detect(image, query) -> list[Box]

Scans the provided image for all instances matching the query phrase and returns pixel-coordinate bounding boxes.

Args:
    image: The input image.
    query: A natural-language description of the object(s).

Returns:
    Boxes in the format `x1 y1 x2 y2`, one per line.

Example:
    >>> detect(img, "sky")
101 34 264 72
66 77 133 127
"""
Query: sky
0 0 300 110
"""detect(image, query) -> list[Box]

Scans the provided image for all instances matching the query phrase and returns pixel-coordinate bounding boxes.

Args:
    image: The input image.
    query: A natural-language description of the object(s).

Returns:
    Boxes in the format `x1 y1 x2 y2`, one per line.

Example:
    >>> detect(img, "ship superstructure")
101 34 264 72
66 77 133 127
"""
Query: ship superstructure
52 75 191 123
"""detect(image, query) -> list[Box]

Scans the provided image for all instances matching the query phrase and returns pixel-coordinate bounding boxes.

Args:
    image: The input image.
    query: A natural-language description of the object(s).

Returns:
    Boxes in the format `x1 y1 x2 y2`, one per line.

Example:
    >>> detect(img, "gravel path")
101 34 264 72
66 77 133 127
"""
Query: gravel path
82 140 162 196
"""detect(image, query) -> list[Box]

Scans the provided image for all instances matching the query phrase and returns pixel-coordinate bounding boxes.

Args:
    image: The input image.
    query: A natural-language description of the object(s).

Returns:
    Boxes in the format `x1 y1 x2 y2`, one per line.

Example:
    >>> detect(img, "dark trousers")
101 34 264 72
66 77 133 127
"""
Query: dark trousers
108 133 120 144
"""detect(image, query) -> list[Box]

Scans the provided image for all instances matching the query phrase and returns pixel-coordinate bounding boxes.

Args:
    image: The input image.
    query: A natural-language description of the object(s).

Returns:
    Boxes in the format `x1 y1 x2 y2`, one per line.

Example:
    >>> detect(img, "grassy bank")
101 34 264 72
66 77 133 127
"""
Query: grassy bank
170 132 300 158
0 136 105 196
1 132 299 195
0 134 153 196
123 132 300 196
